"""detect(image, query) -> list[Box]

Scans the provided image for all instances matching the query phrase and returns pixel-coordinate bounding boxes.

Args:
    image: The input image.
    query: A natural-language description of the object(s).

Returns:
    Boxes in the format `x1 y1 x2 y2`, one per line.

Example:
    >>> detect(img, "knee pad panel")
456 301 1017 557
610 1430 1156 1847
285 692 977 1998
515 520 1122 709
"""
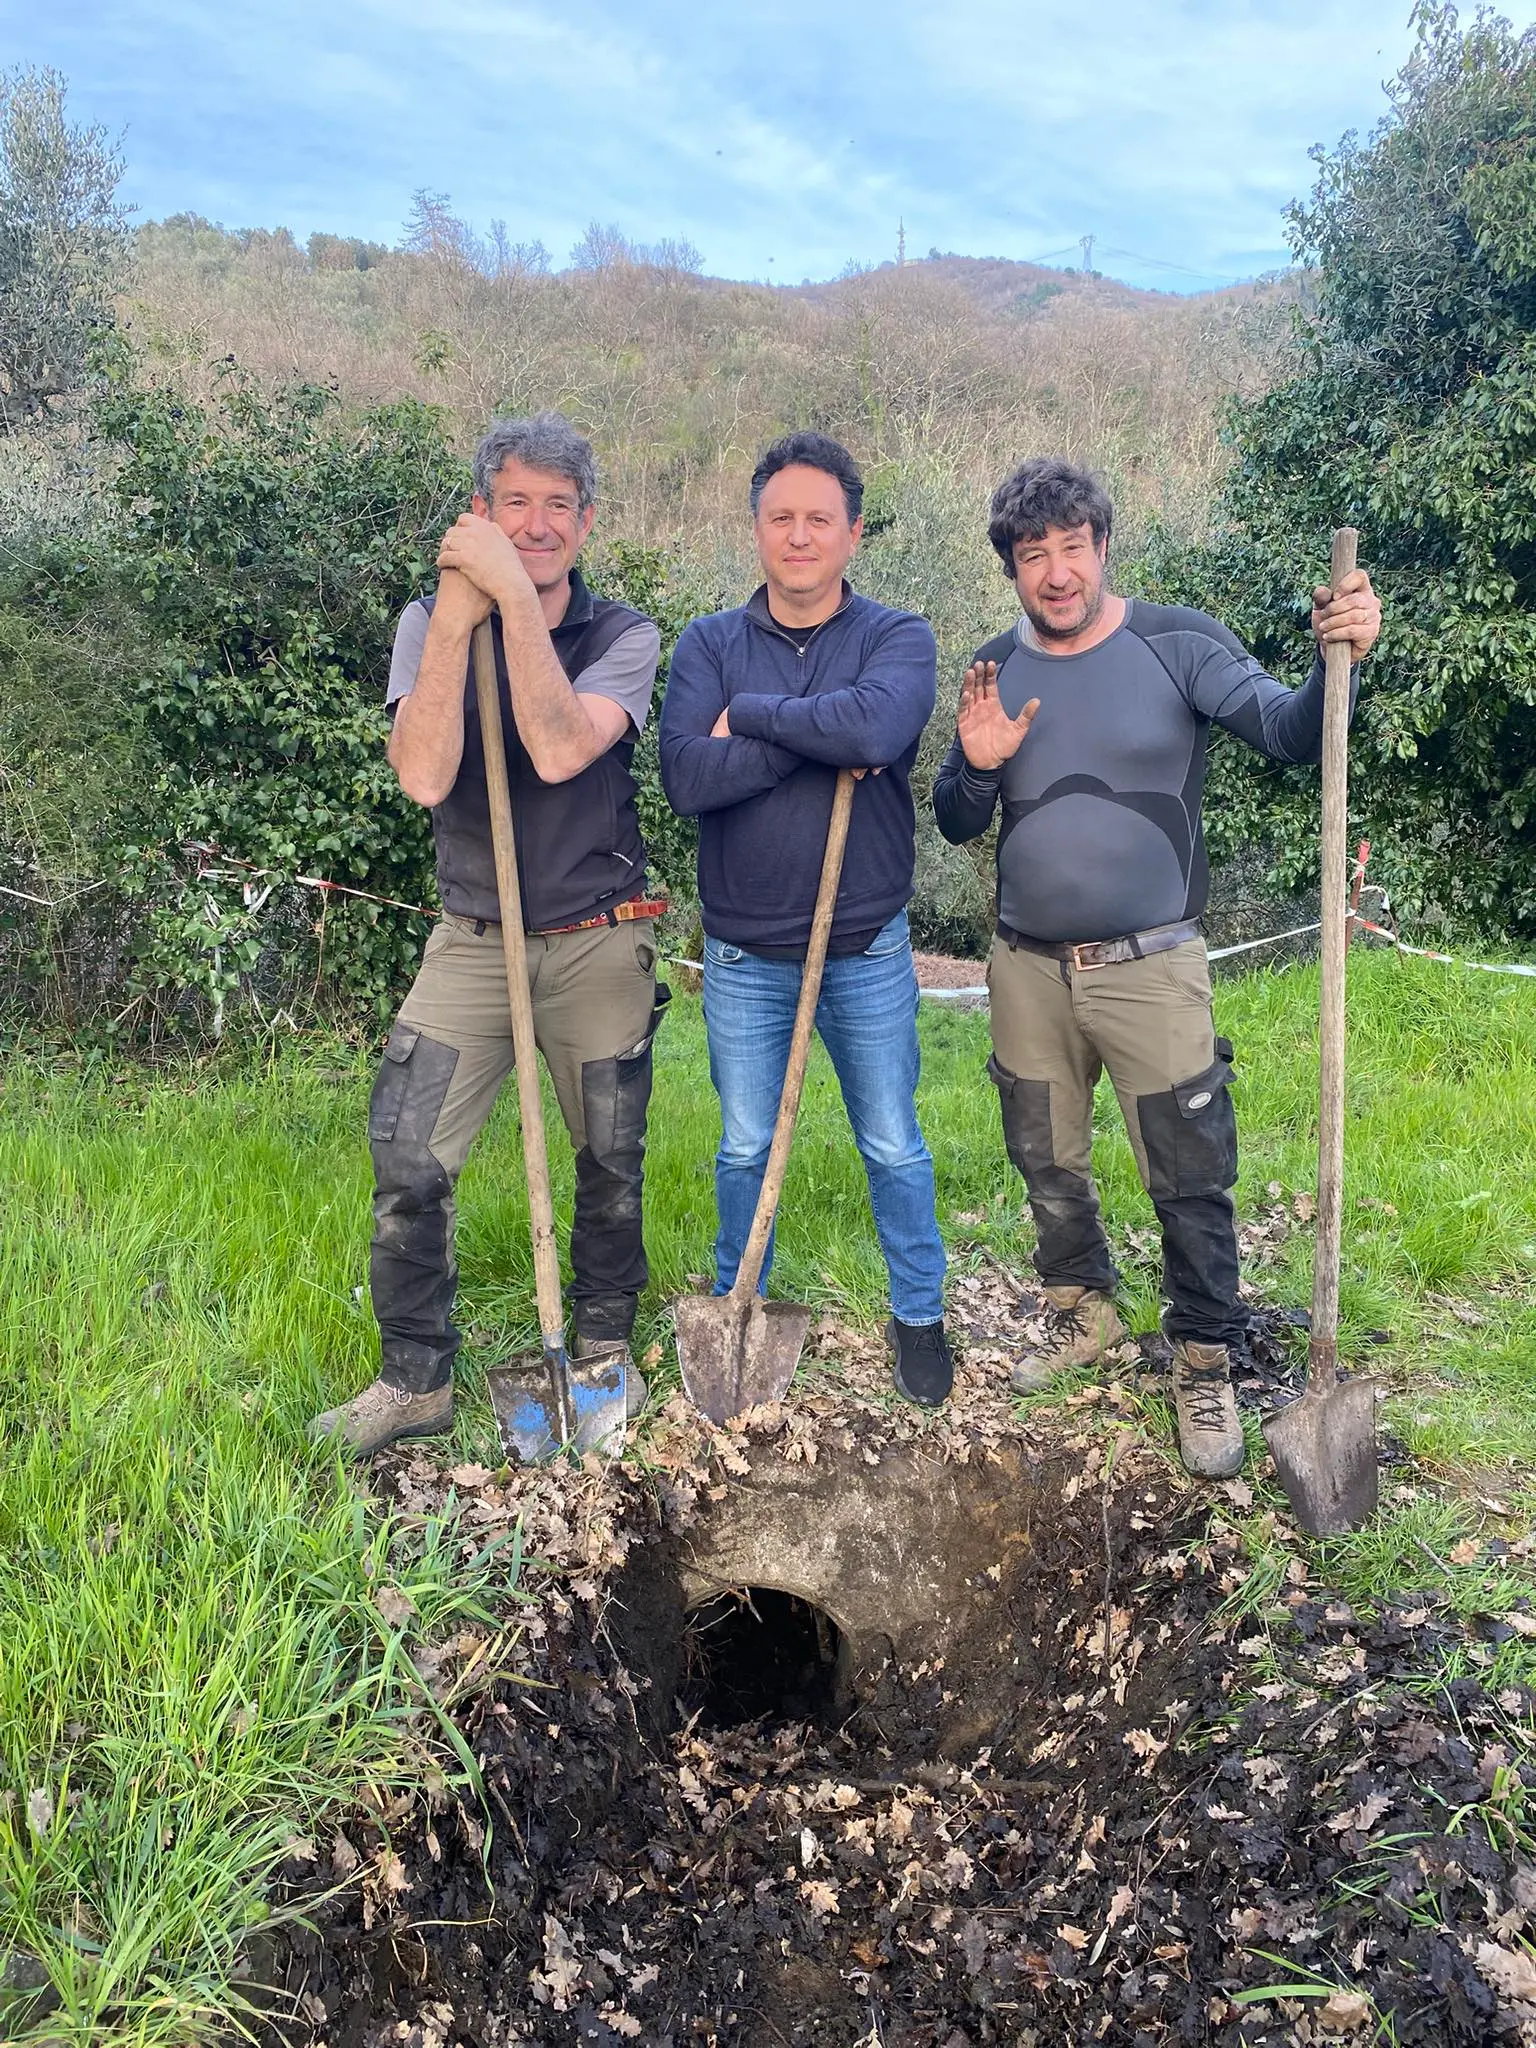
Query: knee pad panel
987 1053 1094 1204
580 985 671 1170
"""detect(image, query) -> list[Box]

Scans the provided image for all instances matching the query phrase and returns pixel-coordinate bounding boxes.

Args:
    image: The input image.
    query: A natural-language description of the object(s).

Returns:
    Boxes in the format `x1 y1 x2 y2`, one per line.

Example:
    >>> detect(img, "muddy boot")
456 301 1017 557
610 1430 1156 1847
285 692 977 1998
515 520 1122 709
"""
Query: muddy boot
571 1295 645 1420
571 1332 647 1420
1171 1341 1245 1478
308 1376 453 1456
1010 1286 1125 1392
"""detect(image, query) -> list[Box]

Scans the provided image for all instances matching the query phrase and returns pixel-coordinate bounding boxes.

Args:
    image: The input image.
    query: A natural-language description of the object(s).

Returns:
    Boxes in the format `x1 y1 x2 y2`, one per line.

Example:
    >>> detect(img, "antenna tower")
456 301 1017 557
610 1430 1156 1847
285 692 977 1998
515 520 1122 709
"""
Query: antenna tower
1080 234 1095 275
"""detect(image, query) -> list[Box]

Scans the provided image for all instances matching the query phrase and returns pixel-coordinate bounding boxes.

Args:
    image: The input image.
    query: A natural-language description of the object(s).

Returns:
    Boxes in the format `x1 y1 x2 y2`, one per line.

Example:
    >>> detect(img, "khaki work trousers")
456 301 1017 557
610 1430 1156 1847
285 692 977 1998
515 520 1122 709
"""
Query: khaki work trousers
368 915 667 1391
986 934 1244 1346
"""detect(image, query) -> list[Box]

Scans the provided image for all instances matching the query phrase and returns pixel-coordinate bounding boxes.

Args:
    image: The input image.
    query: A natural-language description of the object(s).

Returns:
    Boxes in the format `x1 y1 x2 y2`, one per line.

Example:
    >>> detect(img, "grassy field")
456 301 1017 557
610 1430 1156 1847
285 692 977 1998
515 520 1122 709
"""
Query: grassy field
0 947 1533 2044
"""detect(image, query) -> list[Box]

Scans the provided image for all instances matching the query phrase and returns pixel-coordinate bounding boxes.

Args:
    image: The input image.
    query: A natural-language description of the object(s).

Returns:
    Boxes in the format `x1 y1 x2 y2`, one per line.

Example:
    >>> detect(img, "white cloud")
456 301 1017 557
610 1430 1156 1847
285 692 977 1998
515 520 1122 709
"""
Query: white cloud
11 0 1529 284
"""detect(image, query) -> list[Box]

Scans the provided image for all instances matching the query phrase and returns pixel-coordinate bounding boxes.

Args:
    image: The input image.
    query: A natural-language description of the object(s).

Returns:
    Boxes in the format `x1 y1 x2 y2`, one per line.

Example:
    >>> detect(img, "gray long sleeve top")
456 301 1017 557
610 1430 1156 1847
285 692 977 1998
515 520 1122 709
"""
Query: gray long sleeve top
932 599 1358 944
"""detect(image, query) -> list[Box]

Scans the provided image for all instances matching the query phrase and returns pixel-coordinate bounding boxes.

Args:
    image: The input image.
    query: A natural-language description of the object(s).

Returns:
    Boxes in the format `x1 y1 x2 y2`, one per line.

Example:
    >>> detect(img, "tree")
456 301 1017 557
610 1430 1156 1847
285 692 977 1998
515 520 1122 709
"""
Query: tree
0 66 129 429
1152 5 1536 939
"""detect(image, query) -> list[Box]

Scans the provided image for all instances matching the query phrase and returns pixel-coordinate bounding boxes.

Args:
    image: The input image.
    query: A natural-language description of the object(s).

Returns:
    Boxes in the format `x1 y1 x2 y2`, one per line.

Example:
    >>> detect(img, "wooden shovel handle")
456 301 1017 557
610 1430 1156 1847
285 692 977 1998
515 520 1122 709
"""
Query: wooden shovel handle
471 620 564 1342
1309 528 1357 1387
732 769 857 1301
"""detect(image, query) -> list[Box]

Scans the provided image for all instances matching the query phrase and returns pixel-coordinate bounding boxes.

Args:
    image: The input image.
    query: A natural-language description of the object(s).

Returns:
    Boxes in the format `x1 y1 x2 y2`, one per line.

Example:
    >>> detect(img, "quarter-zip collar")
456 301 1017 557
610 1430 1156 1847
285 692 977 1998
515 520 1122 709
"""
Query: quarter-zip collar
745 579 855 652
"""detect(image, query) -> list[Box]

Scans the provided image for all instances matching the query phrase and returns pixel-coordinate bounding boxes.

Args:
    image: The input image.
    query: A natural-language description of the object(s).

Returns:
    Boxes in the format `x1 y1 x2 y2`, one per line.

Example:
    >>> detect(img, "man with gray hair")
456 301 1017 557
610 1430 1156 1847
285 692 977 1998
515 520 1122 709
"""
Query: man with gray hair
310 412 668 1455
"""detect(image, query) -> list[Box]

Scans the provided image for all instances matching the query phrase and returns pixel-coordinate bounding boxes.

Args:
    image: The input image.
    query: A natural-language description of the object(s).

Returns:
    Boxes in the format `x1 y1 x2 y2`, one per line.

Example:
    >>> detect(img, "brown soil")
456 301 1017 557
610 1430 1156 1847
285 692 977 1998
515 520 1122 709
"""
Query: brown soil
256 1317 1536 2048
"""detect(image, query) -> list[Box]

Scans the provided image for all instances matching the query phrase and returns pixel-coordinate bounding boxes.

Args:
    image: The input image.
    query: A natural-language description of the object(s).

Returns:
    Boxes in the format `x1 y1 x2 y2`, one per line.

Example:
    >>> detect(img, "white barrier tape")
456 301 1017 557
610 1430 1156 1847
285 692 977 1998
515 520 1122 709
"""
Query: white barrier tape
1356 921 1536 979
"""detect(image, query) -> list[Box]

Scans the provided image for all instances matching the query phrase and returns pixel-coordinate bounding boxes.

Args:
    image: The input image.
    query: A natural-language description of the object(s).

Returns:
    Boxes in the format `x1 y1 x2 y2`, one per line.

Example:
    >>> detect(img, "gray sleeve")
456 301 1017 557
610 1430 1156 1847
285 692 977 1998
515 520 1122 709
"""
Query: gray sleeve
385 601 432 709
1143 616 1359 766
575 620 661 735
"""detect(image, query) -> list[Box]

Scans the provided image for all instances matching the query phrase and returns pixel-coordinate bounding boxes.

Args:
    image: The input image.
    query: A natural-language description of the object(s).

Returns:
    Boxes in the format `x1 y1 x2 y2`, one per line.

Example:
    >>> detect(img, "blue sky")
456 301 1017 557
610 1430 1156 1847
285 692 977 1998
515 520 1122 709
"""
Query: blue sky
7 0 1523 289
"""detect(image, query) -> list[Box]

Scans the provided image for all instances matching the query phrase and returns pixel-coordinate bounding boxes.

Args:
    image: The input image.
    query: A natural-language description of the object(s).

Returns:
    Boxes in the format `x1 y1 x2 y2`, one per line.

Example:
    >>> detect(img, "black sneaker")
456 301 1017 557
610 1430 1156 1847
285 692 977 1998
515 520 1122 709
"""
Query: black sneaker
885 1318 955 1408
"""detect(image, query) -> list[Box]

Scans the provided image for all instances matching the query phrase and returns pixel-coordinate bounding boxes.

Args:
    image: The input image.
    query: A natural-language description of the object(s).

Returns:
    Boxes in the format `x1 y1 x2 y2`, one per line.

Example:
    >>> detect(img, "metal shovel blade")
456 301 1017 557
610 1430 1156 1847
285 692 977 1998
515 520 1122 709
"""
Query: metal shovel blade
487 1345 627 1463
674 1293 812 1426
1261 1375 1378 1537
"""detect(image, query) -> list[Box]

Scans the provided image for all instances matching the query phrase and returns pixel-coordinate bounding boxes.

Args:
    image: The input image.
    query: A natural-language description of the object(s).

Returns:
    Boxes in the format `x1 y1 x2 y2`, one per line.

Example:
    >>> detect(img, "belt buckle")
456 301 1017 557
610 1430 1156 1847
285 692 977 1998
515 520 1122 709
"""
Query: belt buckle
1071 941 1109 972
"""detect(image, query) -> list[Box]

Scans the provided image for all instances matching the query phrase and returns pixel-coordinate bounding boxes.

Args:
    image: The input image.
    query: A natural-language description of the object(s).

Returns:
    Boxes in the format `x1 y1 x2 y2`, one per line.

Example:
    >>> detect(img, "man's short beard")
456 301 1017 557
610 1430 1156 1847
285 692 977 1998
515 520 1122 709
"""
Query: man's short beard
1024 577 1107 643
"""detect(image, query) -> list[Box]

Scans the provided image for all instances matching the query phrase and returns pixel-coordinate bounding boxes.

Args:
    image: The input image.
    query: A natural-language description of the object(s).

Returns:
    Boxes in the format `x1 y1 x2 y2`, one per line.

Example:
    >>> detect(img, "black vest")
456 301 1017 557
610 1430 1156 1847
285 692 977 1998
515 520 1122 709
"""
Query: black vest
425 569 650 928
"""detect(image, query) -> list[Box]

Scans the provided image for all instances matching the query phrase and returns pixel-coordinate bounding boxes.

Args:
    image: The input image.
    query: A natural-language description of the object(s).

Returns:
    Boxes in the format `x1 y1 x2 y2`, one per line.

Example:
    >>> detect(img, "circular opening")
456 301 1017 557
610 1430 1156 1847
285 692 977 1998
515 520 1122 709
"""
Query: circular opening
684 1588 849 1730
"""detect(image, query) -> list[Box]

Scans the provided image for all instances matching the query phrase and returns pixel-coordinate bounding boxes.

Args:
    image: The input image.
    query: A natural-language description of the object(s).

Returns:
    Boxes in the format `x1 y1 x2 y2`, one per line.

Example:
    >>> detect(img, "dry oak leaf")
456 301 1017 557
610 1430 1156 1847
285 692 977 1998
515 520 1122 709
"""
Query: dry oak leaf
447 1463 494 1489
374 1586 416 1630
1328 1794 1393 1835
1059 1925 1090 1951
1473 1941 1536 2007
1317 1991 1375 2032
801 1879 840 1915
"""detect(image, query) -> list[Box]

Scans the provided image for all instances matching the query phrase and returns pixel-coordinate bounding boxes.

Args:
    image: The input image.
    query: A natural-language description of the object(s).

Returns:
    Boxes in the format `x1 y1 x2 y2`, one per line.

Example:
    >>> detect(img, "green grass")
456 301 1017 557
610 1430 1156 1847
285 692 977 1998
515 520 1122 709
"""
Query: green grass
0 948 1533 2042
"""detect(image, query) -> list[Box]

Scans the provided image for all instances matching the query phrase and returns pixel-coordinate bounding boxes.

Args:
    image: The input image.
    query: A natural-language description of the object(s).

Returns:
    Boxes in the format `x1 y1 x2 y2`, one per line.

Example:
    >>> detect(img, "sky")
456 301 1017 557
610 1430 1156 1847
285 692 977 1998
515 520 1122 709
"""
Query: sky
6 0 1529 291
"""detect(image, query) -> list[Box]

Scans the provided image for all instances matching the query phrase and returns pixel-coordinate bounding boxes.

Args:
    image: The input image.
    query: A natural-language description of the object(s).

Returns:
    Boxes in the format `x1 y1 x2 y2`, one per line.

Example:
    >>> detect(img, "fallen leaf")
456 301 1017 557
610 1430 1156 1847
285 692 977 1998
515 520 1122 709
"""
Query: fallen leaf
1449 1539 1483 1567
374 1585 416 1630
800 1879 839 1915
447 1462 494 1489
1059 1925 1090 1950
1329 1793 1392 1834
1474 1941 1536 2006
1317 1990 1374 2031
25 1787 53 1836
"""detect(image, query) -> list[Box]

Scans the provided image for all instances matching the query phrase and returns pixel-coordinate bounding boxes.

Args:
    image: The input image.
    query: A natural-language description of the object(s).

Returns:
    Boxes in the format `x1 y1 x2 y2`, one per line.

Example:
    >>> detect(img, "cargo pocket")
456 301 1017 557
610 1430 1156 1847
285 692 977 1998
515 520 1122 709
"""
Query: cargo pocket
1136 1038 1237 1201
367 1022 460 1145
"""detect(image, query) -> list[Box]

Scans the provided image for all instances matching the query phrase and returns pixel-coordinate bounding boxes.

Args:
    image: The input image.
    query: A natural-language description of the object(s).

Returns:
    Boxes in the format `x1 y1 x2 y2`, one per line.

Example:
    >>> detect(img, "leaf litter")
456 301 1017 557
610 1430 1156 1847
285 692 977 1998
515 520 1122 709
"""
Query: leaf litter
258 1275 1536 2048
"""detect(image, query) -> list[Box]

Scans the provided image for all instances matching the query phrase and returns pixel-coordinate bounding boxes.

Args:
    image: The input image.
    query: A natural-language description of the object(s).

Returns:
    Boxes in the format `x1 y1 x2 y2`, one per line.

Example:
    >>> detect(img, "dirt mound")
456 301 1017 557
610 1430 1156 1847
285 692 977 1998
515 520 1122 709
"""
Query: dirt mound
258 1333 1536 2048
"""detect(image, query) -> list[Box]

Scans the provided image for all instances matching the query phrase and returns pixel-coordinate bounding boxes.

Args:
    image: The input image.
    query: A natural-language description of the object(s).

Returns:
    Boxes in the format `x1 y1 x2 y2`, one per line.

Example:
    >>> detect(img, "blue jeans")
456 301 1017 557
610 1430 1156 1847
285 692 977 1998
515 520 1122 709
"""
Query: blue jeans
702 910 947 1325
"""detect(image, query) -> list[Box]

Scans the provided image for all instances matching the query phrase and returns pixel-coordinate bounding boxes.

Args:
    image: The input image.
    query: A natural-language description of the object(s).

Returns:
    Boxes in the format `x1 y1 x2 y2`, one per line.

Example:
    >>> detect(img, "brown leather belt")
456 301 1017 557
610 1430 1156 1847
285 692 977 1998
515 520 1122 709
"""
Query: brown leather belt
998 917 1202 972
534 894 669 937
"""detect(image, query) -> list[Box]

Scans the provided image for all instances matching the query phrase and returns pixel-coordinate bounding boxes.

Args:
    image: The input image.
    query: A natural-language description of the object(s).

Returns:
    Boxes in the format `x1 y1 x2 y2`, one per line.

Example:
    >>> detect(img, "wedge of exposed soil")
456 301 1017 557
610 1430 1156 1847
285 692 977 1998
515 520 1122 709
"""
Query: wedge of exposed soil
258 1321 1536 2048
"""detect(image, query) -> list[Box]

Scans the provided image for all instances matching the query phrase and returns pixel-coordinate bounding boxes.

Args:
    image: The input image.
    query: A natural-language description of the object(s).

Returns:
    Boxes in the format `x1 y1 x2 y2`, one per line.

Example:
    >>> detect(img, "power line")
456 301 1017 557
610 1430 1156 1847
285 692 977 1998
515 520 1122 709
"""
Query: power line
1098 244 1241 284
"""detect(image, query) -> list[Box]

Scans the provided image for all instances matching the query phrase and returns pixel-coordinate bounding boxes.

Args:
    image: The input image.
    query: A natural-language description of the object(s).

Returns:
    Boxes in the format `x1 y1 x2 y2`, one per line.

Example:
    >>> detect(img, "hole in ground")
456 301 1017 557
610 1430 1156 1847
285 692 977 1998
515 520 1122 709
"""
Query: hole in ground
684 1588 851 1729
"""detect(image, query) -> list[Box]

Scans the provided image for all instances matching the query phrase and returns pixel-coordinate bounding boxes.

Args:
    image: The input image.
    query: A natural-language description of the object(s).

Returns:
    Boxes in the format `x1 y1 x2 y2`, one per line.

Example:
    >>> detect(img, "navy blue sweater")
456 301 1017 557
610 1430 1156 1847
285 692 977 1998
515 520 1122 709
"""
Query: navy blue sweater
660 585 937 950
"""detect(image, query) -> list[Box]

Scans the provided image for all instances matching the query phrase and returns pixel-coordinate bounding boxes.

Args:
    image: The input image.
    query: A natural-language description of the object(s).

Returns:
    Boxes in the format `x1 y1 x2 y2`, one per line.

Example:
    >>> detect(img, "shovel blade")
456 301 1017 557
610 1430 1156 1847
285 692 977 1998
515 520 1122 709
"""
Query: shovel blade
1261 1376 1378 1537
674 1293 812 1425
487 1347 626 1463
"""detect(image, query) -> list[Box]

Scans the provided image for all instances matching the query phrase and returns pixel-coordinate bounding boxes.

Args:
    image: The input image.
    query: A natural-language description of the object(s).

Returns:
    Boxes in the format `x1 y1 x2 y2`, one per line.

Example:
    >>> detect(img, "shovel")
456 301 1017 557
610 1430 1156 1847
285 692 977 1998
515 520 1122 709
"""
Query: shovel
1262 528 1378 1536
675 769 857 1424
468 618 627 1461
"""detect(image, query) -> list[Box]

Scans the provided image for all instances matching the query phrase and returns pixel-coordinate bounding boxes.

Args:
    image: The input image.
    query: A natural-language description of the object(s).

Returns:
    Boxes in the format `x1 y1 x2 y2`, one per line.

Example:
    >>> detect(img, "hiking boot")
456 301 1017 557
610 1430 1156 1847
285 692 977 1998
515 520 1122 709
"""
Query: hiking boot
1009 1286 1125 1393
886 1318 955 1408
307 1376 453 1456
571 1333 647 1420
1172 1341 1245 1478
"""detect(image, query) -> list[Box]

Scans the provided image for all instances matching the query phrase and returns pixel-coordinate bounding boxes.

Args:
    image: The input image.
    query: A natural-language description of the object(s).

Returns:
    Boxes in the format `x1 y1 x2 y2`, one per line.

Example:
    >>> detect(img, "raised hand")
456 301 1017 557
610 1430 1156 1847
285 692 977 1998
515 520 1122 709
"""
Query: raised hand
957 660 1040 771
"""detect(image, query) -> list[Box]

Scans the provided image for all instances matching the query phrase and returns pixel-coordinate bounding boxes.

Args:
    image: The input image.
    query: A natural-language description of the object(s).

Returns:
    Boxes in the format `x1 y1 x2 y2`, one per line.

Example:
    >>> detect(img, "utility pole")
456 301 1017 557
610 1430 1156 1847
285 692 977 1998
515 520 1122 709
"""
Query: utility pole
1080 233 1095 276
897 218 906 267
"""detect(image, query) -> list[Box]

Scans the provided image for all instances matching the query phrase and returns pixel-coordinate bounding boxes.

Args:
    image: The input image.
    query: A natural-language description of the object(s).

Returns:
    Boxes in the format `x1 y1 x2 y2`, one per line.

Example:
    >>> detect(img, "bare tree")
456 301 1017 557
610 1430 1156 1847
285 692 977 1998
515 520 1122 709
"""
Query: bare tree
0 66 129 430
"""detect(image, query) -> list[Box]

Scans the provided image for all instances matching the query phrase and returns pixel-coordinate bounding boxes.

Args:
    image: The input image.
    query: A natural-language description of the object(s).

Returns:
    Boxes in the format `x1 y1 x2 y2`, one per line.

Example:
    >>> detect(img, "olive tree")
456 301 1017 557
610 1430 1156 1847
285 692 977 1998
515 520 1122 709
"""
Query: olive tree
0 66 129 429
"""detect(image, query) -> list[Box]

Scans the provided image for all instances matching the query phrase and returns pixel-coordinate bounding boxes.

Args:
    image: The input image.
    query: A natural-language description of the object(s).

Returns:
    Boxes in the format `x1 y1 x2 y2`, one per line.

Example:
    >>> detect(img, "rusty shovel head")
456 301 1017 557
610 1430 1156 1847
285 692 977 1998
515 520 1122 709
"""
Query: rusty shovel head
1261 1374 1378 1537
674 1292 812 1426
487 1341 626 1463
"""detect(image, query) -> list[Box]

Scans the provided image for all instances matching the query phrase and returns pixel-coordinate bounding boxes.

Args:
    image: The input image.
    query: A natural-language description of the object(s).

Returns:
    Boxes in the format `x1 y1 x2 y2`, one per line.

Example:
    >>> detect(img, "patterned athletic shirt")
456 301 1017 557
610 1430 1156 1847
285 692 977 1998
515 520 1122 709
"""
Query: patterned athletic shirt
932 600 1357 945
